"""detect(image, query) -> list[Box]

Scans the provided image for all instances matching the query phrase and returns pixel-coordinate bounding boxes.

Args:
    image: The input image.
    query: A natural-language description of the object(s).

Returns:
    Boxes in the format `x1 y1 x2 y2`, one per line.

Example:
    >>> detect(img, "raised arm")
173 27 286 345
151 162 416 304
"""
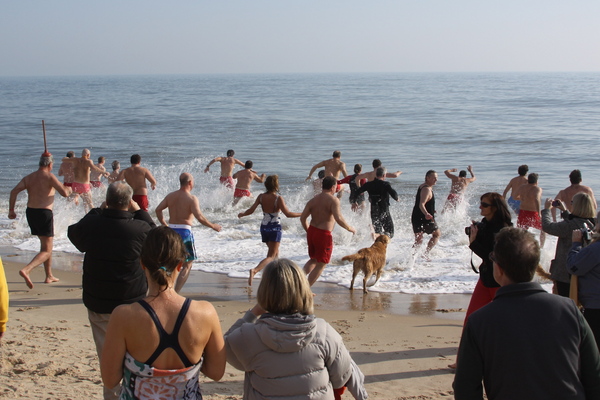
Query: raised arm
204 157 222 173
306 161 325 181
234 158 245 167
278 196 301 218
467 165 476 183
253 173 266 183
192 197 221 232
385 170 402 179
444 169 457 179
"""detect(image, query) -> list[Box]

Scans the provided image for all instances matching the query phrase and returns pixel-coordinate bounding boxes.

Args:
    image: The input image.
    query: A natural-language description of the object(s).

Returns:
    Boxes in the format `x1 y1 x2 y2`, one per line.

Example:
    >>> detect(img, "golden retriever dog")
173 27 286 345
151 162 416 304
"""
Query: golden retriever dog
342 235 390 293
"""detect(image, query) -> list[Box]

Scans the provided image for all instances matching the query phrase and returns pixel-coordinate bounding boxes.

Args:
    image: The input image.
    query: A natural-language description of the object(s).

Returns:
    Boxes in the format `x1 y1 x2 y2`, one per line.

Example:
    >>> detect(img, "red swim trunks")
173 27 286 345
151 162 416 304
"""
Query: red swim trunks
517 209 542 230
72 182 91 194
234 188 251 198
336 184 342 193
307 225 333 264
64 182 73 187
132 194 149 211
220 176 235 189
446 193 461 208
90 181 102 188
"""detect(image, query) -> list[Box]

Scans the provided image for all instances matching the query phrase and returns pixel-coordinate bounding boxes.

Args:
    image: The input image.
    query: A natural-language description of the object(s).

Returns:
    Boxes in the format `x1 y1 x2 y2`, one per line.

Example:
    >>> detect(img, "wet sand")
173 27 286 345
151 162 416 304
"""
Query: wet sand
1 247 468 399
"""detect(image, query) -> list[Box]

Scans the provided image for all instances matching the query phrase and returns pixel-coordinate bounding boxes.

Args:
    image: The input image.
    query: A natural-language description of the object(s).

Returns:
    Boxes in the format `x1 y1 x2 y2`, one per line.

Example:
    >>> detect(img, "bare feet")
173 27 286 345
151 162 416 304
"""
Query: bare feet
248 269 256 286
19 269 34 289
448 362 457 369
45 276 60 284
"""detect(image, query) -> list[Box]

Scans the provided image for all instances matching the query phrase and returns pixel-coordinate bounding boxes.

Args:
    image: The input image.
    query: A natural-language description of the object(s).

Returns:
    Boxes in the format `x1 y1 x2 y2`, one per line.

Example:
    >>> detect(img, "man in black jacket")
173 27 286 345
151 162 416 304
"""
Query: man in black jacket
68 181 155 400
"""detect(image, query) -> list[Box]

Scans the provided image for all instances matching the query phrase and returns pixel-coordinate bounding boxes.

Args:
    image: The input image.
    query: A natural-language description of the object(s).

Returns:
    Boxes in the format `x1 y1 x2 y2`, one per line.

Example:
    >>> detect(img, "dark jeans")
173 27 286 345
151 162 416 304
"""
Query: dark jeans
583 308 600 350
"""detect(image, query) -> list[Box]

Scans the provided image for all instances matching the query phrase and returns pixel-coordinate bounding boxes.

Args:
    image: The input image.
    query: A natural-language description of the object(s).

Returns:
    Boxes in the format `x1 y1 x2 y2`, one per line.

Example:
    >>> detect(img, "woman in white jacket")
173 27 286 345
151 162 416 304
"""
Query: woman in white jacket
225 258 367 400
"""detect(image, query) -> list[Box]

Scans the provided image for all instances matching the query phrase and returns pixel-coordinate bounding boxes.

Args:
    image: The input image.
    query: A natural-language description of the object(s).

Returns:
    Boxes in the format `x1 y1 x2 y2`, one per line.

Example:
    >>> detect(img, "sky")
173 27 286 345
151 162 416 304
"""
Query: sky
1 1 599 76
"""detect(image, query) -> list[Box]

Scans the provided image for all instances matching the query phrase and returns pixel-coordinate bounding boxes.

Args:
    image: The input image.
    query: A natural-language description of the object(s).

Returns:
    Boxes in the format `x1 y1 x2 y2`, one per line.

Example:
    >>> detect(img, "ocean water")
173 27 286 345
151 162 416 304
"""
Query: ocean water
1 72 599 293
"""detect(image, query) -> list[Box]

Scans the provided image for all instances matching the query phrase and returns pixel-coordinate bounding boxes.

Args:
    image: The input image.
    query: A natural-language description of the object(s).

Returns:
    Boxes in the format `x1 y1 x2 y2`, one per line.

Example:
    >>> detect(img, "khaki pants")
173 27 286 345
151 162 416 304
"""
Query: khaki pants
88 309 120 400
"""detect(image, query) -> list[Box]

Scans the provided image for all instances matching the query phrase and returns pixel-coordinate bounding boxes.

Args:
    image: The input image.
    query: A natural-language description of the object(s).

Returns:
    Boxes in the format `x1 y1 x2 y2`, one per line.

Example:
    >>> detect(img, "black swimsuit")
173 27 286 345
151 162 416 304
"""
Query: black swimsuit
138 298 194 368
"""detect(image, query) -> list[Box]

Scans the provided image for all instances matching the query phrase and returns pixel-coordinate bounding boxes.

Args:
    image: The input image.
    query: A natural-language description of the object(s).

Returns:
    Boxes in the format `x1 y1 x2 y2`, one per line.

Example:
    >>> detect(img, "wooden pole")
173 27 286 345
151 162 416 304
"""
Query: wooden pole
42 120 51 157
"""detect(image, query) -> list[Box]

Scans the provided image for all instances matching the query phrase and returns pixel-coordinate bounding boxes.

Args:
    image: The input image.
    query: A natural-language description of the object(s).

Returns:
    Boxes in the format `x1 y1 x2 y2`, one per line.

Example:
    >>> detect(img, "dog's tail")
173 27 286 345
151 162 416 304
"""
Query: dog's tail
342 253 362 262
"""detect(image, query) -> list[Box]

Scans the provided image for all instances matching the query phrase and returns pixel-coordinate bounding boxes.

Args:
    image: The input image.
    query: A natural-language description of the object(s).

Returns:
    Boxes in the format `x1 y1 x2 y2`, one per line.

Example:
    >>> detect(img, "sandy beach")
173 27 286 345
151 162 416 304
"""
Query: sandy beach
0 252 469 400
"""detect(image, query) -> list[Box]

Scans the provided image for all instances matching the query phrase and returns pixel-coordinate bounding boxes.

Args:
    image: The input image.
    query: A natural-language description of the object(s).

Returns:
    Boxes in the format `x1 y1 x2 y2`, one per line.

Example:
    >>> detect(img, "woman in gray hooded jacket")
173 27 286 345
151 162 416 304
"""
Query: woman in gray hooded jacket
225 258 367 400
541 192 597 297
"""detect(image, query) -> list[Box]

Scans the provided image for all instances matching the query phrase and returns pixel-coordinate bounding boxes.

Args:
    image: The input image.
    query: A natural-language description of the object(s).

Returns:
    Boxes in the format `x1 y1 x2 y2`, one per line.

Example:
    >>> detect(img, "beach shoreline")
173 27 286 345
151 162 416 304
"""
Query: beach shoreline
1 250 466 399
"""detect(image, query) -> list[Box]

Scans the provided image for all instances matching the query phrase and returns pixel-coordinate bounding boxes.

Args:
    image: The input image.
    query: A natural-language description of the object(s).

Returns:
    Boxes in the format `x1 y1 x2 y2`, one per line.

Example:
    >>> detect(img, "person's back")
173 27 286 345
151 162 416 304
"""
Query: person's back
461 285 596 399
306 192 337 231
122 165 151 194
517 182 541 212
21 169 58 209
101 227 225 399
161 189 197 226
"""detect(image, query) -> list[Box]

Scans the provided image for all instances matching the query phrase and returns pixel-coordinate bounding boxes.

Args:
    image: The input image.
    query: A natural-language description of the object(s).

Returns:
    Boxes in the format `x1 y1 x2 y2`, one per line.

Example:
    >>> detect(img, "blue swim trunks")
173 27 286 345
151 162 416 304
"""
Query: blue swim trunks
170 224 197 262
507 196 521 214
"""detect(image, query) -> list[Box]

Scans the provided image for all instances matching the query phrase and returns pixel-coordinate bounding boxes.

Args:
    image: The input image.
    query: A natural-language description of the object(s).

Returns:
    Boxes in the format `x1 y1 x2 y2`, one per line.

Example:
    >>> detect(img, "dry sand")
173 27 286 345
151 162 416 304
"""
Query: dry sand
0 254 469 400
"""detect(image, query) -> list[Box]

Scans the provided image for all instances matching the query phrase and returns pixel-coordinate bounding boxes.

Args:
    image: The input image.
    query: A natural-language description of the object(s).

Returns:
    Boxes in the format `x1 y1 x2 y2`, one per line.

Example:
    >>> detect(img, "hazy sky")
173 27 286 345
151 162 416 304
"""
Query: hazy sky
2 1 599 76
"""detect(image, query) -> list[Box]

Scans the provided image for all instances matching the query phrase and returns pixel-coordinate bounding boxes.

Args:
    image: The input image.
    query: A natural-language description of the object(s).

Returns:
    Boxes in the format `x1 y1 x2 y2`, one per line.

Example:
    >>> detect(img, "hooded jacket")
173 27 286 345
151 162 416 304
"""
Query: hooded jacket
225 310 367 400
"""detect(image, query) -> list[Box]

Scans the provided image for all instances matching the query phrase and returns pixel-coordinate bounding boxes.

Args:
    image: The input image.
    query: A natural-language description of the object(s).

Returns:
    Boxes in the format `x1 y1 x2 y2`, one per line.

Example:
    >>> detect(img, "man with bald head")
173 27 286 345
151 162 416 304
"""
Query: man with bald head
155 173 222 292
62 149 107 211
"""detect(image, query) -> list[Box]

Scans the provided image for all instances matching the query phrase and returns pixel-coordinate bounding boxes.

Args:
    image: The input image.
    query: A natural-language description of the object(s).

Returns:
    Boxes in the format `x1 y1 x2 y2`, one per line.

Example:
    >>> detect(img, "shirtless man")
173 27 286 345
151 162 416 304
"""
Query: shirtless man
502 164 529 215
355 159 402 183
117 154 157 211
411 170 441 257
442 165 476 212
301 176 356 286
155 173 222 292
62 149 107 211
8 154 72 288
204 149 244 189
107 160 120 184
89 156 108 188
58 151 79 204
514 173 545 247
232 160 266 206
553 169 596 221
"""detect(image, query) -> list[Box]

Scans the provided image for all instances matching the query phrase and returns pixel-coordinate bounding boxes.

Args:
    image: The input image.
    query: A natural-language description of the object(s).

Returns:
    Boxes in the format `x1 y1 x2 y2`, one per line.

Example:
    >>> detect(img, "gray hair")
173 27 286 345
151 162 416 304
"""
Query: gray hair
376 167 386 178
39 155 53 167
106 181 133 209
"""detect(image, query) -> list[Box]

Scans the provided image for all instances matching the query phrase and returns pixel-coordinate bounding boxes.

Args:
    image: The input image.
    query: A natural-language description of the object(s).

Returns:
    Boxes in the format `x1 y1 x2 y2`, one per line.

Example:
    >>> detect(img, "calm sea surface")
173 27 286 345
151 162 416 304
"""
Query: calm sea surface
1 73 598 293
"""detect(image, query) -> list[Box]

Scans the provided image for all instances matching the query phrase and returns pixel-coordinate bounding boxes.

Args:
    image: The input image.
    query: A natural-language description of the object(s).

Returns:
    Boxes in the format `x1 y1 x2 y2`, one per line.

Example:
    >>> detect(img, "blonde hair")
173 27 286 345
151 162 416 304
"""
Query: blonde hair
257 259 314 315
572 192 597 219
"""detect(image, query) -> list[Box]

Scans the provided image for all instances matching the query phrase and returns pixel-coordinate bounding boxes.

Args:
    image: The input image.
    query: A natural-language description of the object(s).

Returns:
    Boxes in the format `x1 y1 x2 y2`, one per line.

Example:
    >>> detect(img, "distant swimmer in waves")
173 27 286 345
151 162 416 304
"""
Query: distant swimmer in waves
90 156 109 189
354 159 402 183
514 172 546 247
232 160 266 206
107 160 120 184
356 167 399 238
502 164 528 215
117 154 157 212
305 150 348 198
238 175 301 286
552 169 596 221
338 164 368 212
442 165 476 213
61 148 108 212
204 149 244 189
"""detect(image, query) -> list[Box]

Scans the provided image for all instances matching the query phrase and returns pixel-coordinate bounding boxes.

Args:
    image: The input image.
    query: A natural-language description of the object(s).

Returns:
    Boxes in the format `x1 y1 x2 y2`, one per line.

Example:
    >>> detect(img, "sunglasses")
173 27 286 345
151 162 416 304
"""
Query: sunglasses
480 202 492 208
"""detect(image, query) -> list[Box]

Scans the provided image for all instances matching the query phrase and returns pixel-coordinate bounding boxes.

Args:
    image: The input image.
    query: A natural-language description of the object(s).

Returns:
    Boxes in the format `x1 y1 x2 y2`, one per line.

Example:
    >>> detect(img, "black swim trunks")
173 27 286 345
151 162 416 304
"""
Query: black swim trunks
26 207 54 237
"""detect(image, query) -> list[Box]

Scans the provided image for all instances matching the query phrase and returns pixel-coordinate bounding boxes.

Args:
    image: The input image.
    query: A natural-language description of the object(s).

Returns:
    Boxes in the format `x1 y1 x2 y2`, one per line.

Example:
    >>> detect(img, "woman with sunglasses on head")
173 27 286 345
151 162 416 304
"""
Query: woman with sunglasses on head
449 192 512 369
542 192 597 297
100 226 226 399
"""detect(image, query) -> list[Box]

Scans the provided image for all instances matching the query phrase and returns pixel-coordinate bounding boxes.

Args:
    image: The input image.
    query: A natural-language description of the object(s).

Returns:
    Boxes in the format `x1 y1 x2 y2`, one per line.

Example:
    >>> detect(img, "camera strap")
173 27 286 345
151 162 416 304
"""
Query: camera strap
470 251 479 274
